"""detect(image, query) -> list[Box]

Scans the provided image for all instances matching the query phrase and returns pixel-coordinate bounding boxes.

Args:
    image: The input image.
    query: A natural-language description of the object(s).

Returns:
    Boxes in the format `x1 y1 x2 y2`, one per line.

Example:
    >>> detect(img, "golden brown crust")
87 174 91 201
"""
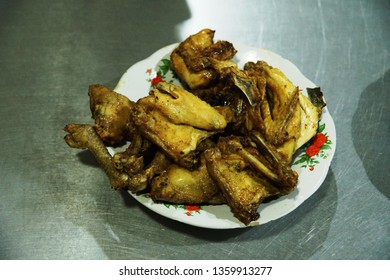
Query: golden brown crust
63 29 324 225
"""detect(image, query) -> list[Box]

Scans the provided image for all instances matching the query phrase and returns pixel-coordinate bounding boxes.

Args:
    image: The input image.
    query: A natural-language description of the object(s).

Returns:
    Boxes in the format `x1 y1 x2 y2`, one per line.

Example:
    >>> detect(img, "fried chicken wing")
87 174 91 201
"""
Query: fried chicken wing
204 146 275 224
132 100 217 169
132 82 227 169
204 136 297 225
141 82 227 130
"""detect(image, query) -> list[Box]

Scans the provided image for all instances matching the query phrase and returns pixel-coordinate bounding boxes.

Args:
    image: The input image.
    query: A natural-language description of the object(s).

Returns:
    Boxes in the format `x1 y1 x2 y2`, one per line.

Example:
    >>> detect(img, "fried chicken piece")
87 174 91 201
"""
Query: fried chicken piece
241 62 327 163
112 133 154 175
64 124 124 188
204 136 298 225
207 58 265 106
223 61 305 163
132 82 227 169
296 87 326 148
256 61 301 161
140 82 227 130
218 135 297 191
170 28 236 89
296 93 321 149
88 84 136 146
249 131 298 192
63 124 170 192
204 137 286 225
132 101 217 170
150 153 226 205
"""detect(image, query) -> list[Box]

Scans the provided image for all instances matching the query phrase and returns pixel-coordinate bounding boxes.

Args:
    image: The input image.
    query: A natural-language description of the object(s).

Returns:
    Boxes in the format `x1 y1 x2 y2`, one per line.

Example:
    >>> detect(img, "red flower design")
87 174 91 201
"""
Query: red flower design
185 205 200 212
151 75 165 85
313 133 327 147
292 122 332 170
306 145 320 157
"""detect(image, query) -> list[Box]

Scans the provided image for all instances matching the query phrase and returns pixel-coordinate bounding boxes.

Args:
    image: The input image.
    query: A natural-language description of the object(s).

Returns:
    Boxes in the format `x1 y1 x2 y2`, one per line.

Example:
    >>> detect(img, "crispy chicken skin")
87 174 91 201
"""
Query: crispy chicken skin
204 138 283 225
89 84 135 146
257 61 302 162
132 82 227 169
131 100 216 169
222 60 322 163
140 82 227 130
170 28 236 90
150 154 226 205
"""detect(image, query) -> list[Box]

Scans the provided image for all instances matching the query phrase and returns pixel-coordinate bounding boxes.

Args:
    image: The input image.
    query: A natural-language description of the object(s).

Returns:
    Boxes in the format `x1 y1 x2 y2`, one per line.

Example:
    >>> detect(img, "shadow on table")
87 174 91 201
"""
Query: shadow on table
352 70 390 199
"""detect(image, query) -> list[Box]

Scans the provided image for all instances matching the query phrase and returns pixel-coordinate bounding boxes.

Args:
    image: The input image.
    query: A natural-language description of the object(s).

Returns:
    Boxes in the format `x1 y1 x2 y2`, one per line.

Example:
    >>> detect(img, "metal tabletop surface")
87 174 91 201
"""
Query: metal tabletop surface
0 0 389 260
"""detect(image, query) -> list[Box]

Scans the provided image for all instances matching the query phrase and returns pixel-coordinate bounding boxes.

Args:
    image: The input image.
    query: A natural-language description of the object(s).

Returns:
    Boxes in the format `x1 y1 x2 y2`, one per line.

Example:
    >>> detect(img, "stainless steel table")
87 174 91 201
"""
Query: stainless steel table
0 0 388 259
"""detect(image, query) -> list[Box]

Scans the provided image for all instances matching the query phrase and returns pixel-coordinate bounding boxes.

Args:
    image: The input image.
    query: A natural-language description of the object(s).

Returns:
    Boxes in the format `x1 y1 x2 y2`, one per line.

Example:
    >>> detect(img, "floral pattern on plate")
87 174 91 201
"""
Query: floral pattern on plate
293 123 333 171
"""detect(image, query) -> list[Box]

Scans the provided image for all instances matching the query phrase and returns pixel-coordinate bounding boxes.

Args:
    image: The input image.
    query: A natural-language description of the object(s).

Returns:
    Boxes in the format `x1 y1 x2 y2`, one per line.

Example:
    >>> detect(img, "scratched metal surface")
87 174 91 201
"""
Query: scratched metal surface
0 0 389 259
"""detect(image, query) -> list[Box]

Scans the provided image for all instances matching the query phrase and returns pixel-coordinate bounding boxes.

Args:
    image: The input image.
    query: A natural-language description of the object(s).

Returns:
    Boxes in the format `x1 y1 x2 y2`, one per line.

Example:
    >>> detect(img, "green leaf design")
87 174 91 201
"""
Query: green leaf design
318 123 326 133
158 59 171 77
293 155 309 165
147 58 179 86
321 144 332 150
164 203 183 209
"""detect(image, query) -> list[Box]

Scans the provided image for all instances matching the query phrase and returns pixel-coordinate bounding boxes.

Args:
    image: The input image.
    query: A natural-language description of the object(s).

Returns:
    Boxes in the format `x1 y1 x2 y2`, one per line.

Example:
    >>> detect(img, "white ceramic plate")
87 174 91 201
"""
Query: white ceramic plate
113 43 336 229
